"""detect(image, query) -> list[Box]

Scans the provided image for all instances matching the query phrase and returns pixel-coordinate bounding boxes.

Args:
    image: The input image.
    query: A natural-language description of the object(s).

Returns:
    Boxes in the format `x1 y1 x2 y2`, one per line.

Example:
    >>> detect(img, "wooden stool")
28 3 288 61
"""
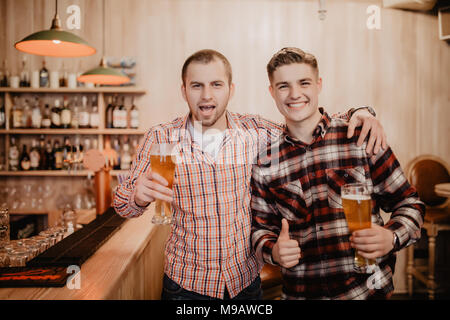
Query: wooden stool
405 155 450 300
407 208 450 299
260 264 283 299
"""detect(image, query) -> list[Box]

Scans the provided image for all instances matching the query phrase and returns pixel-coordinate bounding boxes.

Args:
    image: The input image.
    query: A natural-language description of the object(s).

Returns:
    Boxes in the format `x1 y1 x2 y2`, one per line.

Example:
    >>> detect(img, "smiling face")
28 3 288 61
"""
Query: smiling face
269 62 322 127
181 58 234 132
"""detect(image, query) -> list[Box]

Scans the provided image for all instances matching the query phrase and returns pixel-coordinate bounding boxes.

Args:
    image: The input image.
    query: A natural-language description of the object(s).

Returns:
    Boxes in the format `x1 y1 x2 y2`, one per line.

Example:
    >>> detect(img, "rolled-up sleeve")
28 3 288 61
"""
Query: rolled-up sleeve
113 130 155 218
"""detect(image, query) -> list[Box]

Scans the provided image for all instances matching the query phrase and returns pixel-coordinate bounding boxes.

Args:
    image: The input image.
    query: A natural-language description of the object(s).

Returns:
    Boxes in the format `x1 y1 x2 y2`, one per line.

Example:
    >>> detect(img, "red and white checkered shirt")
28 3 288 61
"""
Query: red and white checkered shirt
114 111 284 298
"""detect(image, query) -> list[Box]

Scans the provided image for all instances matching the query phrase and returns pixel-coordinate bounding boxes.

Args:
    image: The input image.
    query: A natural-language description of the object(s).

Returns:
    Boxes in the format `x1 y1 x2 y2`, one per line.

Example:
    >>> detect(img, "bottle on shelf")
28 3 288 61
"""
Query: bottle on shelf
62 136 72 170
112 96 121 128
20 144 31 171
22 99 32 128
129 96 139 129
1 60 9 87
105 95 114 128
120 138 132 170
20 57 30 87
0 95 5 129
89 95 99 129
61 96 72 129
45 139 55 170
29 138 40 170
38 135 46 170
9 136 19 171
11 96 23 128
113 136 121 170
59 62 68 87
78 95 90 128
39 59 49 88
51 99 61 128
71 96 79 129
54 140 63 170
41 103 52 128
73 136 83 170
31 96 42 129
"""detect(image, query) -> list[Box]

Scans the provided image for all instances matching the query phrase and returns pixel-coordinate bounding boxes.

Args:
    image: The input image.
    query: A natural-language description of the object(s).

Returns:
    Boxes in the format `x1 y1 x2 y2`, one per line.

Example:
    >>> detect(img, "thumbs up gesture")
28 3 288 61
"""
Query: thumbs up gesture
272 219 302 268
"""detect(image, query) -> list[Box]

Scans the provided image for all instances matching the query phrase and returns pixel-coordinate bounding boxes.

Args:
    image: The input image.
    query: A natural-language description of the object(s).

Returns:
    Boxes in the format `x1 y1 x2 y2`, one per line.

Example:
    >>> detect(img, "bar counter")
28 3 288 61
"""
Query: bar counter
0 206 170 300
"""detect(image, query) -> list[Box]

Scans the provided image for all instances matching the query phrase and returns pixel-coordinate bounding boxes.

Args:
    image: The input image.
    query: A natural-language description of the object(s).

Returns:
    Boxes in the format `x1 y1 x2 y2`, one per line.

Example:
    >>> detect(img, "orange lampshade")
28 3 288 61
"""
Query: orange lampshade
14 12 95 57
77 57 130 85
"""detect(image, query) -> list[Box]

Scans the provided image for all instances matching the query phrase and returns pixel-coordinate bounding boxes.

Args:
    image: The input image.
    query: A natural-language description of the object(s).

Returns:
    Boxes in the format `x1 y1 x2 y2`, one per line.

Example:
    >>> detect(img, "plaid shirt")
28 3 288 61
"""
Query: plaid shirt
114 110 284 298
251 109 425 300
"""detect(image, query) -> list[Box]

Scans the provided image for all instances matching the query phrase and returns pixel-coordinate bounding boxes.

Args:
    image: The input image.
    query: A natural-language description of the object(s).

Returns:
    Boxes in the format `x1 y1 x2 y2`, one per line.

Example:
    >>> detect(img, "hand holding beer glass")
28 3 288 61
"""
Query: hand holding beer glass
150 143 176 225
341 182 376 273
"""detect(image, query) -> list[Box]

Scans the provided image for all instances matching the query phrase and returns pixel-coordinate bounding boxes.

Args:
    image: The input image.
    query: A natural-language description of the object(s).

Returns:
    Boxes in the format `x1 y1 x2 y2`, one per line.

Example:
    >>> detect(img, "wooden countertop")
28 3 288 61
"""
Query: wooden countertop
0 206 166 300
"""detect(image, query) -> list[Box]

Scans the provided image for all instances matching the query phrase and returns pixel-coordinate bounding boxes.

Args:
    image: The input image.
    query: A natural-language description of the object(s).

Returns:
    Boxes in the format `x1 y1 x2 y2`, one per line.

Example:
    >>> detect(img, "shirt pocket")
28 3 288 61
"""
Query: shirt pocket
325 167 369 209
273 178 311 220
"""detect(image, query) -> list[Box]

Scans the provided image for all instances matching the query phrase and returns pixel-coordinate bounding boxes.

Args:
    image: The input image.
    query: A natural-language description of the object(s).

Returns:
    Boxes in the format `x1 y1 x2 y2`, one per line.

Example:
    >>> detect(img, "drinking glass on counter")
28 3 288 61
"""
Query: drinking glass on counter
150 143 177 225
0 207 9 247
341 182 376 273
8 247 30 267
0 248 9 267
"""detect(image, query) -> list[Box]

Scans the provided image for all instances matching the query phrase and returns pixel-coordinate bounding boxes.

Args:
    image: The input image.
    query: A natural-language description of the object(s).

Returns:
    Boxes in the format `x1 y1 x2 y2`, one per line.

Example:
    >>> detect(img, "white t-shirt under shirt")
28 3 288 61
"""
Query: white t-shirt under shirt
187 118 225 161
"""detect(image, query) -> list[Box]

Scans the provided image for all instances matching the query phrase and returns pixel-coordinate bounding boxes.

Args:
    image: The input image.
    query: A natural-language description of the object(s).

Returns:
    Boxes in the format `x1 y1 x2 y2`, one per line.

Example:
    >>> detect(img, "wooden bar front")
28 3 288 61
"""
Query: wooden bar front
0 206 170 299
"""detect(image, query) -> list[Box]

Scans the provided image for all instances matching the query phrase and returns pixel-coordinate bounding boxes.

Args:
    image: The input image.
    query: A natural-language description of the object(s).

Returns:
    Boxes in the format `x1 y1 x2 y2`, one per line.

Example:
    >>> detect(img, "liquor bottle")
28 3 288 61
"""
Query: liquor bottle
1 60 9 87
129 96 139 129
113 137 121 170
9 136 19 171
39 60 49 88
11 96 23 128
45 139 55 170
0 95 5 129
51 99 61 128
119 96 127 128
89 95 99 129
105 95 114 128
120 140 132 170
59 62 68 87
131 137 139 160
38 135 46 170
20 57 30 87
22 99 32 128
78 96 90 128
53 140 63 170
29 139 40 170
62 137 72 170
31 96 42 128
71 96 79 129
112 96 121 128
41 104 52 128
60 96 72 129
20 144 31 171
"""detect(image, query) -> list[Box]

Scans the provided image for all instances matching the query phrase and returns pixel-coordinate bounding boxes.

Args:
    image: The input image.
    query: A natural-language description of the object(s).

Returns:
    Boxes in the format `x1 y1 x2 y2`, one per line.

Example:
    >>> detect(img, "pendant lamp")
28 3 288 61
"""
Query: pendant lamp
77 0 130 85
14 0 96 57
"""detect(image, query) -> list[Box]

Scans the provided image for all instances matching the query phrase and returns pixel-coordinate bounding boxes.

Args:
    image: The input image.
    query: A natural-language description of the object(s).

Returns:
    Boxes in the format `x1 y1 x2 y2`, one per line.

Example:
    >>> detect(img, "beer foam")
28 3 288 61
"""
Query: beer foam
341 194 371 201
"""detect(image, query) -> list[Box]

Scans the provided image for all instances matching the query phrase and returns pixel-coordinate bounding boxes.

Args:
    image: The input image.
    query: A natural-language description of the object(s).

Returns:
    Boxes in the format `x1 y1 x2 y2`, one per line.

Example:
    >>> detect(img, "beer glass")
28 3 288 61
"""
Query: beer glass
150 143 176 225
341 182 376 273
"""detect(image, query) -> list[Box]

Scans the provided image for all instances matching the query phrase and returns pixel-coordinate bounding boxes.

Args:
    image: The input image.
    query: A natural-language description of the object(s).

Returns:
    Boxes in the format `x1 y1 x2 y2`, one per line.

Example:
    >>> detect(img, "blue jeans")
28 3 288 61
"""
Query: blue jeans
161 274 263 300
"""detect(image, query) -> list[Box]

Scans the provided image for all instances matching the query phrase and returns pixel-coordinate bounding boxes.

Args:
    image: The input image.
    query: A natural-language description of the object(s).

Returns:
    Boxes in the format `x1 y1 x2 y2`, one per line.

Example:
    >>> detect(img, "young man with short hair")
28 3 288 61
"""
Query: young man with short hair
114 49 389 300
250 47 425 299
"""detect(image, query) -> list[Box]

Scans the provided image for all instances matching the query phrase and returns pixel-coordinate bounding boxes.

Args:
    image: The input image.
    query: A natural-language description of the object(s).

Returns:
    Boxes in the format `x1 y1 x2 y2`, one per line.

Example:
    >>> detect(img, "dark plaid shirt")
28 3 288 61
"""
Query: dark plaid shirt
250 109 425 300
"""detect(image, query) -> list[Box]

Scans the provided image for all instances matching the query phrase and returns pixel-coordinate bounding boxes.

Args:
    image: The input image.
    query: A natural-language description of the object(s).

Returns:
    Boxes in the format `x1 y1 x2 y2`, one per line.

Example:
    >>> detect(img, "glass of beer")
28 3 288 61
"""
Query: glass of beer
150 143 177 225
341 182 376 273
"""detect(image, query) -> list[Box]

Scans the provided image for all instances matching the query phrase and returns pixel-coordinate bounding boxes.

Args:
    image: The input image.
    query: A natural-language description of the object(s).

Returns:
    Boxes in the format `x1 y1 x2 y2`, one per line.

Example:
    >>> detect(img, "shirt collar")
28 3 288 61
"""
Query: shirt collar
284 107 331 146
